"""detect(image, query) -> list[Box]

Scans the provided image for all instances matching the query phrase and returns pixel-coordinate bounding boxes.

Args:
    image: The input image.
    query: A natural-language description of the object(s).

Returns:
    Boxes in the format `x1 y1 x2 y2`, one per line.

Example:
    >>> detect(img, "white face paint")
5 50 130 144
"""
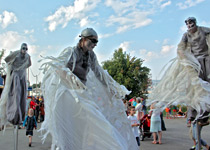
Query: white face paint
83 36 98 52
21 46 28 54
186 21 197 32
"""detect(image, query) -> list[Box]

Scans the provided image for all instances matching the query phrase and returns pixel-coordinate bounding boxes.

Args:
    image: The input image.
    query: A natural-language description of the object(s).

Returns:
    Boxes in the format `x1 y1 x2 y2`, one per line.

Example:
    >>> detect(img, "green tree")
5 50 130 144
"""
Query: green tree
102 48 151 99
32 82 41 89
0 49 6 74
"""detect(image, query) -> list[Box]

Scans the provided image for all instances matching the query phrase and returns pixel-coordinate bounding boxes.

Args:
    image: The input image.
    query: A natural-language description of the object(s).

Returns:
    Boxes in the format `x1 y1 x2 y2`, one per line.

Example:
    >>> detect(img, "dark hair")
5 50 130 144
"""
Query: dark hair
127 102 131 107
130 106 135 110
185 17 197 25
123 99 127 104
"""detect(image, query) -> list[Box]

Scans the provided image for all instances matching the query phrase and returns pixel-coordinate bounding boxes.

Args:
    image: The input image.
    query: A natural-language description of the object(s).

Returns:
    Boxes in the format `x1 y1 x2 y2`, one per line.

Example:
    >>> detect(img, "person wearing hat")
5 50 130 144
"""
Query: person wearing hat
180 17 210 125
148 16 210 133
66 28 100 84
0 43 31 126
39 28 139 150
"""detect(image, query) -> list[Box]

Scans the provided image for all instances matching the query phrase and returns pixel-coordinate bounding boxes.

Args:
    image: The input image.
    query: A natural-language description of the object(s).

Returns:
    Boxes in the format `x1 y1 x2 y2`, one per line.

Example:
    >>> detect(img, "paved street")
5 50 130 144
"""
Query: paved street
0 123 52 150
0 118 210 150
141 117 210 150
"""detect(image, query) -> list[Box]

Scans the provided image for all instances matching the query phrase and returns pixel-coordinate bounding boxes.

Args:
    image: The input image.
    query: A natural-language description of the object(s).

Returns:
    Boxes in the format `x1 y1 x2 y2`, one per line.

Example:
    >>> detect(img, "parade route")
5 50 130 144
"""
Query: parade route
0 117 210 150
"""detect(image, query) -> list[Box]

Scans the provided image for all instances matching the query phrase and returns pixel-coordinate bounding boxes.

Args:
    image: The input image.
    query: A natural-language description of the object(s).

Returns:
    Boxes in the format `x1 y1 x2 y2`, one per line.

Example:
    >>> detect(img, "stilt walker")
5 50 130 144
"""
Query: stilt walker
0 43 31 150
39 28 139 150
148 17 210 150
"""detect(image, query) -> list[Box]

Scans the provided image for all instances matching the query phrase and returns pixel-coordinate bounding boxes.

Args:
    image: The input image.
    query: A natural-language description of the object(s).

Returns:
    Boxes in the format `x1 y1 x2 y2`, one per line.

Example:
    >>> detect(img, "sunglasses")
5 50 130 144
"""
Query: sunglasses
22 47 28 50
87 38 98 44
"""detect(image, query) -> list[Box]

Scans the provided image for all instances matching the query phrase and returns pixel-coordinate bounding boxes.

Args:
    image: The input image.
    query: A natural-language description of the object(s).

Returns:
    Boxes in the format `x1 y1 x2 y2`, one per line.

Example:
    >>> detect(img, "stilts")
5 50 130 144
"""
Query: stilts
196 121 201 150
14 125 18 150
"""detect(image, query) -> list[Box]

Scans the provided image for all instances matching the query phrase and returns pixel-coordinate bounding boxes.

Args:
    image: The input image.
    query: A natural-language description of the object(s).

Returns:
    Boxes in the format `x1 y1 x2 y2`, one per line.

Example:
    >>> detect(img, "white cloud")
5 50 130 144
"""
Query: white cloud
28 45 39 55
139 49 159 62
105 0 139 15
163 39 169 45
119 41 131 52
99 33 114 39
0 31 25 52
160 45 175 55
200 21 210 27
148 0 172 9
160 1 171 9
177 0 205 9
24 29 34 34
116 25 129 33
79 17 89 27
105 0 162 33
0 11 17 28
179 25 187 34
45 0 101 31
138 44 175 62
107 11 152 33
155 40 160 44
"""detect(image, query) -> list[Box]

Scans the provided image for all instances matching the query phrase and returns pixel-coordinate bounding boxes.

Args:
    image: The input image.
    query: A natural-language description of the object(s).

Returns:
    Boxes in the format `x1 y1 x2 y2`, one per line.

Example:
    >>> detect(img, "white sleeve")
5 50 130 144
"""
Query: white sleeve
135 104 142 111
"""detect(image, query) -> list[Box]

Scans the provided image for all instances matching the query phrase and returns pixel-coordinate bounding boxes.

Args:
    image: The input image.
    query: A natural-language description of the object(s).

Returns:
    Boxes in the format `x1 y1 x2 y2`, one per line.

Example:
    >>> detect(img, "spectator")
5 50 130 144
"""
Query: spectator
39 99 45 122
141 98 147 115
160 112 166 131
25 96 32 116
30 96 36 113
165 107 171 119
22 108 37 147
128 106 140 147
177 106 185 117
132 97 137 107
149 103 162 144
135 97 143 120
35 96 40 122
172 105 178 118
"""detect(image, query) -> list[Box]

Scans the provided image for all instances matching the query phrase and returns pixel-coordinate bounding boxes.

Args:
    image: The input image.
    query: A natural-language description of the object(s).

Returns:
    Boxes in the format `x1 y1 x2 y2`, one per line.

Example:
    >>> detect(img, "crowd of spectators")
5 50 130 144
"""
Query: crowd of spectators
28 96 45 123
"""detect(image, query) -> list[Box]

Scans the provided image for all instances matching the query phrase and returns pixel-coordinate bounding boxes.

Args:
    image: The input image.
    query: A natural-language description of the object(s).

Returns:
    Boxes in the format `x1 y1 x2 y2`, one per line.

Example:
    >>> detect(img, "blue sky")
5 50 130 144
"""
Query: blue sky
0 0 210 84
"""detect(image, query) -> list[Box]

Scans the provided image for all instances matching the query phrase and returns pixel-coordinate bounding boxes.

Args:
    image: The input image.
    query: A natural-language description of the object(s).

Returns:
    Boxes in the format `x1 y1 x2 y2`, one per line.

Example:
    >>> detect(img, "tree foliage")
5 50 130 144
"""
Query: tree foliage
0 49 6 74
32 82 41 89
102 48 151 99
0 49 5 61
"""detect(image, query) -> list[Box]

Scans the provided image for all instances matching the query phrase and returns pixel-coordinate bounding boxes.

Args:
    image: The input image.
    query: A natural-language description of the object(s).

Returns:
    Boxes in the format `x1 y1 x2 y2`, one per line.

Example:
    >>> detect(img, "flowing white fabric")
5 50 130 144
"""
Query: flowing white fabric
39 47 139 150
147 35 210 118
0 50 31 126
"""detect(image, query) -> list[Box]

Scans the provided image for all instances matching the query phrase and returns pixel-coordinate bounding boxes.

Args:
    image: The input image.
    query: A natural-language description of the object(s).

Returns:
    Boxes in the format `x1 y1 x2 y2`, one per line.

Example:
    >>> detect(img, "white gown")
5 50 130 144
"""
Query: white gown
39 47 139 150
148 34 210 119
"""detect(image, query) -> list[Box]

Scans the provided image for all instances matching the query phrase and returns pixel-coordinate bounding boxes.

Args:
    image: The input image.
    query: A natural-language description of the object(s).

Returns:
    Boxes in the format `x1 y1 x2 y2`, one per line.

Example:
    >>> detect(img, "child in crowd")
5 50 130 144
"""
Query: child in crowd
22 108 37 147
127 106 140 147
165 107 171 119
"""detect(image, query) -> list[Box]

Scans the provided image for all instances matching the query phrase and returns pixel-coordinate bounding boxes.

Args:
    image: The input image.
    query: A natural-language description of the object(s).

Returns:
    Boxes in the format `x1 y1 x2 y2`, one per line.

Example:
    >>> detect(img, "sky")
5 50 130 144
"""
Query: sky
0 0 210 85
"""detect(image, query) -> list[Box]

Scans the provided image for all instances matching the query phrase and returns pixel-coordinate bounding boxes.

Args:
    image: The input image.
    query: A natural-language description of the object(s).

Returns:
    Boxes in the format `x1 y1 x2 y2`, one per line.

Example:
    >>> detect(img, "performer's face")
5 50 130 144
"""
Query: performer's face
21 45 28 54
83 36 98 52
186 21 196 32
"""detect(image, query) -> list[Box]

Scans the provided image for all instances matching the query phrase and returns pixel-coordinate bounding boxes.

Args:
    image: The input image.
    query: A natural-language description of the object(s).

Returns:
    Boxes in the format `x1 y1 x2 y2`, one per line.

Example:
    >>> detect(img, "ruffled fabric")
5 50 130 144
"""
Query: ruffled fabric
39 47 139 150
148 35 210 119
0 51 31 127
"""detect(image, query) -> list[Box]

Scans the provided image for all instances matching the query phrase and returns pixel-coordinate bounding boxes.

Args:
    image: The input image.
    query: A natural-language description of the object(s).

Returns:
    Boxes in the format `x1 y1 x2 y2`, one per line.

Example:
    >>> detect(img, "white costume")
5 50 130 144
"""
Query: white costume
0 43 31 126
148 26 210 119
39 46 139 150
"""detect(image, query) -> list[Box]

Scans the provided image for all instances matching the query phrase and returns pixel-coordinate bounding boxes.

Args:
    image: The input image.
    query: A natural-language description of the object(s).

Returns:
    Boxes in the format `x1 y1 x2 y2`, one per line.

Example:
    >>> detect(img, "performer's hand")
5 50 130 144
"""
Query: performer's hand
22 126 25 129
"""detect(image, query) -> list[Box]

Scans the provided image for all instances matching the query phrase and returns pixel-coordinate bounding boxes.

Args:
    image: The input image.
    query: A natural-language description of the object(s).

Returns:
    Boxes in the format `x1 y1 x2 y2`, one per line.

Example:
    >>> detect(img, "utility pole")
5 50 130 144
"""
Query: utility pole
30 69 40 96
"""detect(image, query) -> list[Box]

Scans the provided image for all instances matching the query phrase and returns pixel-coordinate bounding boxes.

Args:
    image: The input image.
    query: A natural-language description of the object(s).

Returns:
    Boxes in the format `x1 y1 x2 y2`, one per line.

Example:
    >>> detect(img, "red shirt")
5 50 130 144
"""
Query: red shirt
30 100 36 110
